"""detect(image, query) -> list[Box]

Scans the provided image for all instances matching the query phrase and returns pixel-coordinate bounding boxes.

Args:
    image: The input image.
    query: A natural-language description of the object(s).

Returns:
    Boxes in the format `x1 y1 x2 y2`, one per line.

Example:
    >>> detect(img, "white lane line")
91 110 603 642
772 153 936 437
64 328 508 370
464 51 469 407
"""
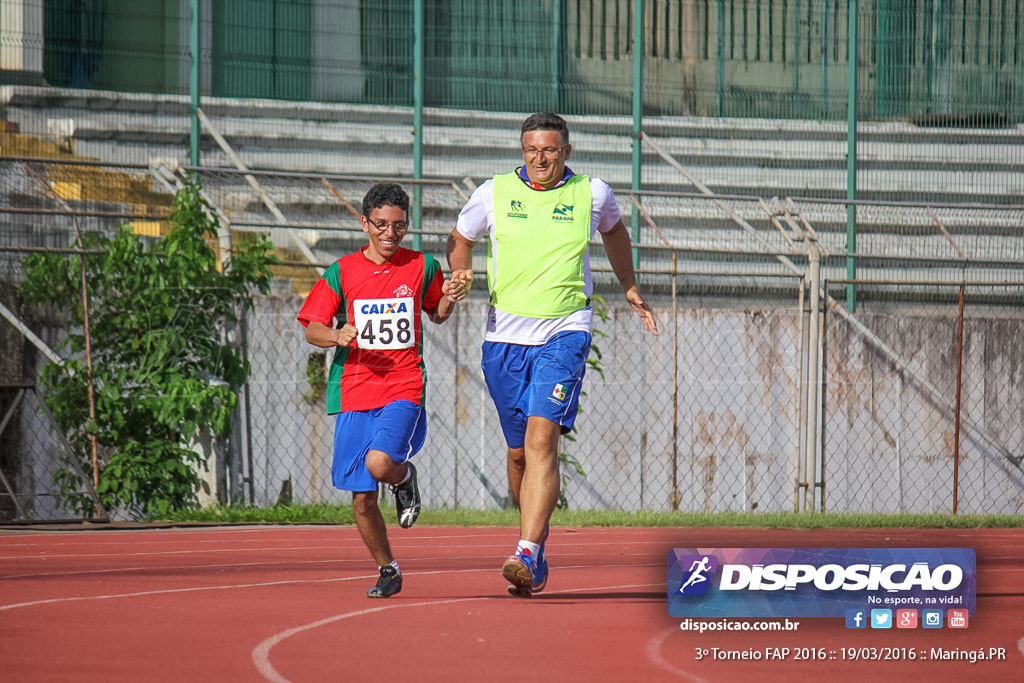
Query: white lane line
0 537 683 563
251 581 665 683
0 551 660 581
646 626 711 683
0 544 361 561
0 529 516 547
0 562 661 613
0 574 374 613
0 558 368 581
1017 636 1024 660
0 528 517 543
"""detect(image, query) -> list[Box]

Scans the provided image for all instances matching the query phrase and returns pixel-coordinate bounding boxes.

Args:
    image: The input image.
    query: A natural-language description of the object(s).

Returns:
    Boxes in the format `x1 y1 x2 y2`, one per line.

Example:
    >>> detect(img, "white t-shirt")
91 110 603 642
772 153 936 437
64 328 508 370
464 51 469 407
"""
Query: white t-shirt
455 173 622 345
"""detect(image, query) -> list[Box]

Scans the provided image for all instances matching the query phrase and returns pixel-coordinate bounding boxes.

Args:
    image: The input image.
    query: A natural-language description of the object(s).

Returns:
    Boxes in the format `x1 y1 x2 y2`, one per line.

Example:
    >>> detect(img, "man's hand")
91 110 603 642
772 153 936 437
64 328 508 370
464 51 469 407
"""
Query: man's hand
442 271 472 303
450 269 473 292
625 286 658 336
441 278 465 303
600 222 657 336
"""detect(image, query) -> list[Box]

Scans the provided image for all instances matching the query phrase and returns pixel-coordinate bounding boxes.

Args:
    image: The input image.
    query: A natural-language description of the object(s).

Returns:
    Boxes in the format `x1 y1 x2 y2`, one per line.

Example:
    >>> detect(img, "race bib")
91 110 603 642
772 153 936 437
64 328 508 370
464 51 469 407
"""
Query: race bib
352 297 415 350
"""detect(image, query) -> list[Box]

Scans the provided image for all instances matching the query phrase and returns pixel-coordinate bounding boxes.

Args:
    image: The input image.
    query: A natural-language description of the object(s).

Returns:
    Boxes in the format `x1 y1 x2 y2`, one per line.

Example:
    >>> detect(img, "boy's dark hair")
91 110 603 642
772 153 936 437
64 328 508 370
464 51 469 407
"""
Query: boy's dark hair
361 182 410 217
521 112 569 147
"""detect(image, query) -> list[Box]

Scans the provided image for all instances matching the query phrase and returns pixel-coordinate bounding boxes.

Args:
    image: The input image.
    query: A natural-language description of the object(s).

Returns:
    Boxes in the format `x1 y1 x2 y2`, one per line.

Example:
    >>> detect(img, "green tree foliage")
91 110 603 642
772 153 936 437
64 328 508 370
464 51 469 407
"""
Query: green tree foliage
20 179 278 517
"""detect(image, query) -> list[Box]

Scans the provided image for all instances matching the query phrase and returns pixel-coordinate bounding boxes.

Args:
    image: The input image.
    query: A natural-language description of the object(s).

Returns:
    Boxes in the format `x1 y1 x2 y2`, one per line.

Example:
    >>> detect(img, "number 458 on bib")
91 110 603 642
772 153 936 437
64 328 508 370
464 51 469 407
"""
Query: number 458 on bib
353 297 415 350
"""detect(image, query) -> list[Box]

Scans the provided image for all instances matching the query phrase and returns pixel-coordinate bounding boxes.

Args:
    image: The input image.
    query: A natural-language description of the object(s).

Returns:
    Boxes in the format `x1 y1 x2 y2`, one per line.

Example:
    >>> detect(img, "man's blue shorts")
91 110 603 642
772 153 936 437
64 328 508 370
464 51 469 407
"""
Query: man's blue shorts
481 330 591 449
331 399 426 493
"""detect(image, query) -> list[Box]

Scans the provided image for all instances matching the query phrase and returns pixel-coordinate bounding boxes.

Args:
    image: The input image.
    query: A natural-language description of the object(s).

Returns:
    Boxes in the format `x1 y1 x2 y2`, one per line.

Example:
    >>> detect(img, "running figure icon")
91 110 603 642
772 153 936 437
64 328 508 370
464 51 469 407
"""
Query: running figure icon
678 556 712 594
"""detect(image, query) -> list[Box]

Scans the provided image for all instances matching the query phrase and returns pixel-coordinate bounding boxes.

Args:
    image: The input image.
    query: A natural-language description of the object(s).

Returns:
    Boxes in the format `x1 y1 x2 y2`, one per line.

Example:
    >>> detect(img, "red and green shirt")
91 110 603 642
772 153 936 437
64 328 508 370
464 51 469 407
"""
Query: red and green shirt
297 246 444 413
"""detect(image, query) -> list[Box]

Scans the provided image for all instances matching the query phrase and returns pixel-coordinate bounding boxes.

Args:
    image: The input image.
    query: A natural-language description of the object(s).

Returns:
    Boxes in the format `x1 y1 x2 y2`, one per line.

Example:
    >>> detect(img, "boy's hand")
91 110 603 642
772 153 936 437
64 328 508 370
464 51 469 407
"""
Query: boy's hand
335 323 358 346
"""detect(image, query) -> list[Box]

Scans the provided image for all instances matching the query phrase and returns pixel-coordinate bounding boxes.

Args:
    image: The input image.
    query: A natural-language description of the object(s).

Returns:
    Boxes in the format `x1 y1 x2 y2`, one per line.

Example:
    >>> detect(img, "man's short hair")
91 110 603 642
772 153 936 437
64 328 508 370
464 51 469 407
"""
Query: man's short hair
361 182 410 217
521 112 569 147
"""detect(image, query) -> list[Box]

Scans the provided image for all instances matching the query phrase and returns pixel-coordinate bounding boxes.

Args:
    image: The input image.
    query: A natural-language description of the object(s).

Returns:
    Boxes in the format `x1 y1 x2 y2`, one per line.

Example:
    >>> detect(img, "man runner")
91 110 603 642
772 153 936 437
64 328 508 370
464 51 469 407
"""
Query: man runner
447 112 658 596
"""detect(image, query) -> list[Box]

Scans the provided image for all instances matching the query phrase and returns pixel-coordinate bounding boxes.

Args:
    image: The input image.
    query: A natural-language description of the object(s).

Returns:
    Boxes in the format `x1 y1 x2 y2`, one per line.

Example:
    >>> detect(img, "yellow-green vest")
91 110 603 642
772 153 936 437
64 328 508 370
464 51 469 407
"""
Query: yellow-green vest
489 172 592 318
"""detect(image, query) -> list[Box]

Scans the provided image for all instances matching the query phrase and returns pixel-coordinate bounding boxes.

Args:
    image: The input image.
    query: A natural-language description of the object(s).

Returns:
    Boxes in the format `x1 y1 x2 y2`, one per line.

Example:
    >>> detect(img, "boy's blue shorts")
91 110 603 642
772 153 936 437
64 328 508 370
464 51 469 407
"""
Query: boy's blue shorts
481 330 591 449
331 399 426 493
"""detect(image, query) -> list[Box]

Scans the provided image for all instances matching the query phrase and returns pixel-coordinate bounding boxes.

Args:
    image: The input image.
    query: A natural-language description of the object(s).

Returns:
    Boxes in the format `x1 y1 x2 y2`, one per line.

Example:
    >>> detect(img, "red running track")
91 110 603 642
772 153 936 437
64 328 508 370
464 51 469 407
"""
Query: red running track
0 525 1021 682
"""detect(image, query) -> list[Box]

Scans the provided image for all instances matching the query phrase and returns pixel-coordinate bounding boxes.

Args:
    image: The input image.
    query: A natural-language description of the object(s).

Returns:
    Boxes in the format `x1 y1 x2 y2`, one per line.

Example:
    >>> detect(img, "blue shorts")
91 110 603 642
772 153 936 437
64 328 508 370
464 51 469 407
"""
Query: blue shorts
481 331 591 449
331 400 426 493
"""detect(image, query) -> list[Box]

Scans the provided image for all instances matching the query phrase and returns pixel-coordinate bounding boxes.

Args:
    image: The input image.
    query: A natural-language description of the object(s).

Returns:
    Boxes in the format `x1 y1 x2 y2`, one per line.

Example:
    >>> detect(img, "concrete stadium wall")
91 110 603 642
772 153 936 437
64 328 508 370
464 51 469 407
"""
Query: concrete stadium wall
10 288 1024 519
239 292 1024 516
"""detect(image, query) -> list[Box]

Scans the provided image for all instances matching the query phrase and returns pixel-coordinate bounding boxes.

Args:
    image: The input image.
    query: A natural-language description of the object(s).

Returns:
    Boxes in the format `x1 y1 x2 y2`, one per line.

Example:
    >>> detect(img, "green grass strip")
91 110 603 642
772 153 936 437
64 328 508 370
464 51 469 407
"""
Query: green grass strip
158 505 1024 529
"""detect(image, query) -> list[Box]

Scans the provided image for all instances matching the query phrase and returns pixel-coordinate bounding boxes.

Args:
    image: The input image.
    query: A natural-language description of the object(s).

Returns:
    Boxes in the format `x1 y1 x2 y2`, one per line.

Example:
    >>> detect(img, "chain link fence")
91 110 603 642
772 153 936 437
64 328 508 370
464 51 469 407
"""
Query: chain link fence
0 385 109 520
1 159 1022 519
0 157 176 519
238 287 809 514
822 282 1024 515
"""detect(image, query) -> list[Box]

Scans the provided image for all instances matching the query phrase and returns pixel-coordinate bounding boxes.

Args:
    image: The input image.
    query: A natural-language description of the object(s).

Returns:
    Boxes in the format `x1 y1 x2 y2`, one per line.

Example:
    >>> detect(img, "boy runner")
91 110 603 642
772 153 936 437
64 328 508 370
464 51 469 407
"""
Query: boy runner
299 182 465 598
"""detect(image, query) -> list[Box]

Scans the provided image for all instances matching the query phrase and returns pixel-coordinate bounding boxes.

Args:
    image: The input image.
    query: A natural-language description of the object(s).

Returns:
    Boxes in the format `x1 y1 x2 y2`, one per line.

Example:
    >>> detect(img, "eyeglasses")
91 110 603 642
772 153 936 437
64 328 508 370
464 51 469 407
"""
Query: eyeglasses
522 147 564 159
366 217 409 234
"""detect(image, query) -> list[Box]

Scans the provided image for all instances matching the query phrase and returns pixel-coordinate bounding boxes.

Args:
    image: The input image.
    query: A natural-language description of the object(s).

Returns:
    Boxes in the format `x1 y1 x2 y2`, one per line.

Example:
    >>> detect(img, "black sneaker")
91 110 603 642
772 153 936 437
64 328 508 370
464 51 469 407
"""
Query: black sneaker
390 462 421 529
366 565 402 598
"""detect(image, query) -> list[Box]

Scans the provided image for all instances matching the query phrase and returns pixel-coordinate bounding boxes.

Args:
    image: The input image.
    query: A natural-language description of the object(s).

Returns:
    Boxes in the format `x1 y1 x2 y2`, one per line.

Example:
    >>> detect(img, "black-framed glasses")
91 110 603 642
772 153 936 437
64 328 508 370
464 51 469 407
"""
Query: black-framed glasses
366 217 410 234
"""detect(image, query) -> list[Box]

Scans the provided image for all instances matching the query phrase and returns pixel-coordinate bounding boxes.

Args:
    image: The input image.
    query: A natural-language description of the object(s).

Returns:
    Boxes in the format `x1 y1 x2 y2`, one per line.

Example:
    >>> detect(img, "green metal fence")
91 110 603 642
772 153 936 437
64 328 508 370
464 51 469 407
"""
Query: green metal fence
210 0 313 101
19 0 1023 121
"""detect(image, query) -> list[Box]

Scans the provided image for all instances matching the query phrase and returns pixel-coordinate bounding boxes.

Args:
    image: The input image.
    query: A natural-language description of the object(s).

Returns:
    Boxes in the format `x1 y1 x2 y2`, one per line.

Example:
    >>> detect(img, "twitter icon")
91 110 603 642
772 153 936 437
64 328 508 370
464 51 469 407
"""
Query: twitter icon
870 609 893 629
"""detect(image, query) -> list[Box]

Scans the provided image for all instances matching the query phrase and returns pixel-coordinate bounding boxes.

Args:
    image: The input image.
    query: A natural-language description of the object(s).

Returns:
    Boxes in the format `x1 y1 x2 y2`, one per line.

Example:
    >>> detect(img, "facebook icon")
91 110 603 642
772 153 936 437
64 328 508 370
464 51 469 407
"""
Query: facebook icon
846 609 867 629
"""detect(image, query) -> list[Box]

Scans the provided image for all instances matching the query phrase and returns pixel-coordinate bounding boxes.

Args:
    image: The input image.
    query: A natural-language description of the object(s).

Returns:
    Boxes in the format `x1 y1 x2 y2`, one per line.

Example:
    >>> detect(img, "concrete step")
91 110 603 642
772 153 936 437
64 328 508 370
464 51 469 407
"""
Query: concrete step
18 113 1022 199
4 86 1021 284
4 85 1021 204
8 84 1022 144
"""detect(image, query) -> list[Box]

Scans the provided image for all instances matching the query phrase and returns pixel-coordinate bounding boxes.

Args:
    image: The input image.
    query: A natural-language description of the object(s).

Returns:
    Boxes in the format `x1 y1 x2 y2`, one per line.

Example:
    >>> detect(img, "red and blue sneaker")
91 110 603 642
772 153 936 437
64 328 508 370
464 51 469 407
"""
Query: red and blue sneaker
502 546 540 596
505 527 550 597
